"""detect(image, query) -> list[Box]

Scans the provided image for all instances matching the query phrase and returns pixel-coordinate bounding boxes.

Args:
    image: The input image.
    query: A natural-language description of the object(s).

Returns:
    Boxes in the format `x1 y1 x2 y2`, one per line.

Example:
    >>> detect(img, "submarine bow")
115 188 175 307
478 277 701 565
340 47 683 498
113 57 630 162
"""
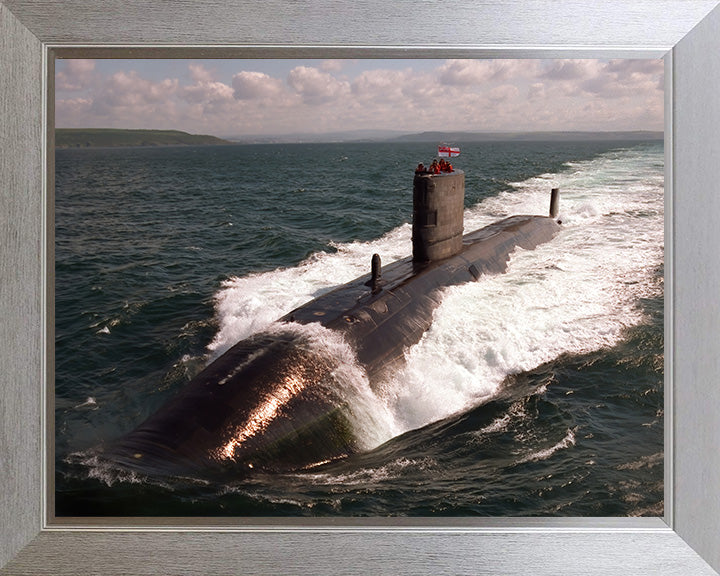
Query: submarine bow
106 328 361 475
102 171 562 476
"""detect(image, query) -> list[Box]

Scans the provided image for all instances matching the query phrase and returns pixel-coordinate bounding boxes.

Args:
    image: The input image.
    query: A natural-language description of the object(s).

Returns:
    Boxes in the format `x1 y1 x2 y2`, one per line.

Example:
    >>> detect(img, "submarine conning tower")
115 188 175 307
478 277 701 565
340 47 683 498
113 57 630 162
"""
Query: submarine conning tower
412 170 465 262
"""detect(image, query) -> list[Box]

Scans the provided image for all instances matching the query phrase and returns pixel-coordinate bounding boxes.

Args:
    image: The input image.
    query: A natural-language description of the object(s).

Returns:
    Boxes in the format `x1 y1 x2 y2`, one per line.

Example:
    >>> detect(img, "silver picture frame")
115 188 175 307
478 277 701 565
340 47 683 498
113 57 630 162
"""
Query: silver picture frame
2 1 720 574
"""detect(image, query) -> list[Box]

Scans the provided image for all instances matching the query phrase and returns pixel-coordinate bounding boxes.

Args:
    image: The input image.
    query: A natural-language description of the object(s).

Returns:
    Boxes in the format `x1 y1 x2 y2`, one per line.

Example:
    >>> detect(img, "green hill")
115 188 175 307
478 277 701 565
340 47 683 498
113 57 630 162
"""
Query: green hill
56 128 232 148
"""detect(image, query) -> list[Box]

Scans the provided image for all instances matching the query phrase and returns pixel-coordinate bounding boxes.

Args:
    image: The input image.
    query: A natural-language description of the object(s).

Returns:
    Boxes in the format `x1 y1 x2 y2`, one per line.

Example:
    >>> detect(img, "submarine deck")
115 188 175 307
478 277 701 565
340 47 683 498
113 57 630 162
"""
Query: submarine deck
281 214 560 378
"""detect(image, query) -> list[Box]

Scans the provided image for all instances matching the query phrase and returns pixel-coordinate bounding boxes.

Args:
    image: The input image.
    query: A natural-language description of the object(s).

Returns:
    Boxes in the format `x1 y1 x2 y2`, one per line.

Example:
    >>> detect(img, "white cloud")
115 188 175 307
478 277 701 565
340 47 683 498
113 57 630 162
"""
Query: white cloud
351 68 412 103
540 60 596 81
55 97 94 126
84 71 180 128
232 71 286 101
579 59 663 98
182 81 234 104
188 63 215 83
538 59 663 101
488 84 520 103
103 71 178 106
287 66 350 105
182 64 234 106
320 60 346 72
528 82 546 100
55 58 664 135
56 59 96 91
438 60 538 87
439 60 497 86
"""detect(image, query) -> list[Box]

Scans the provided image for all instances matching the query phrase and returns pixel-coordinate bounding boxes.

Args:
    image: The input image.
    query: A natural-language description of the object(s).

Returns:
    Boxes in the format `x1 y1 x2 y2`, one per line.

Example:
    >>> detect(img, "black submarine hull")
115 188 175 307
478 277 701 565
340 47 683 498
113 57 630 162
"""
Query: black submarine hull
102 212 561 477
285 214 560 380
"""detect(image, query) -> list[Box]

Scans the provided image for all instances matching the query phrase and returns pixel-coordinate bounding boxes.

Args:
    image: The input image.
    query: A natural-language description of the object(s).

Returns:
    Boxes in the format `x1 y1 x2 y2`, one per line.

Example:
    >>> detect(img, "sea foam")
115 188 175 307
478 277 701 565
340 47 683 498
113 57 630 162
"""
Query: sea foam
207 146 664 449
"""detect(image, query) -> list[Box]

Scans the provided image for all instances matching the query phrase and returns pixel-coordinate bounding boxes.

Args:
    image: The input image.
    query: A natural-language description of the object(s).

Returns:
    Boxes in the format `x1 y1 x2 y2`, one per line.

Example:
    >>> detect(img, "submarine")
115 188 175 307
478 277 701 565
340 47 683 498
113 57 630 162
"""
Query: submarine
103 170 562 477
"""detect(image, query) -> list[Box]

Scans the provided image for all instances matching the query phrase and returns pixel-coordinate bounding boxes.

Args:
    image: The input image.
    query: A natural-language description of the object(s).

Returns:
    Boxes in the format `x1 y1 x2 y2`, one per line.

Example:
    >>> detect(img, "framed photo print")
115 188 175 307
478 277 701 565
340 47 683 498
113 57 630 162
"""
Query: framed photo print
2 1 720 574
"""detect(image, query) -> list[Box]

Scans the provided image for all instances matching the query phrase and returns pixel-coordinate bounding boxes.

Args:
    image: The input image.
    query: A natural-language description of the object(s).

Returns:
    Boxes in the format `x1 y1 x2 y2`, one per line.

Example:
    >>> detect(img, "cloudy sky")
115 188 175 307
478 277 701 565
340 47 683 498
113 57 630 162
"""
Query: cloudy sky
55 58 664 138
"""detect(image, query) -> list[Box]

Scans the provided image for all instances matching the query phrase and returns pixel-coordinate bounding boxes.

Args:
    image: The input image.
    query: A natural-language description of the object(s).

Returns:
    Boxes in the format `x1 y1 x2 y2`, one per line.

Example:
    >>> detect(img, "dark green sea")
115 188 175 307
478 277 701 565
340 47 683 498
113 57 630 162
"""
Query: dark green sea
54 140 664 517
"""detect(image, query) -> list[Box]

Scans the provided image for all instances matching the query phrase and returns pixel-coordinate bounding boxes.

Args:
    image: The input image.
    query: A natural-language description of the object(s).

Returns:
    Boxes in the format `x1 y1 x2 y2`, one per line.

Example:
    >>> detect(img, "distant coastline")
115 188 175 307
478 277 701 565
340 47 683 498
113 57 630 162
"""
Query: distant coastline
227 129 664 145
386 130 664 144
55 128 232 149
56 127 664 148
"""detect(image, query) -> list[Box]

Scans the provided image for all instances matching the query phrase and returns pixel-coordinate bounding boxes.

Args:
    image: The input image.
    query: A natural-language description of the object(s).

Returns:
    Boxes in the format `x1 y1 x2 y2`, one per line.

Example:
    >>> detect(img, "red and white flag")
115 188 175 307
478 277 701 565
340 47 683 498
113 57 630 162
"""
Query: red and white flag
438 145 460 158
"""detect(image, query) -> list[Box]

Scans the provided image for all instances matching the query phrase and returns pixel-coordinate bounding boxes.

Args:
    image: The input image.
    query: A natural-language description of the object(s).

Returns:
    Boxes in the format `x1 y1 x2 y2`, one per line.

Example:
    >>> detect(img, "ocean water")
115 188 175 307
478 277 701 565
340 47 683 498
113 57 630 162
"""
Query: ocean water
54 140 664 517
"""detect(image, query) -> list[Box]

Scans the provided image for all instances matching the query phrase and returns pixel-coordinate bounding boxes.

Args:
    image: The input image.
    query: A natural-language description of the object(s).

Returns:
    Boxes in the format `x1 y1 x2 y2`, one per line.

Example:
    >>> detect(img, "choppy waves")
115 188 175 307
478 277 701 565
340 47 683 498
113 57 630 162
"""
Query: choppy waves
55 141 664 517
205 144 664 450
